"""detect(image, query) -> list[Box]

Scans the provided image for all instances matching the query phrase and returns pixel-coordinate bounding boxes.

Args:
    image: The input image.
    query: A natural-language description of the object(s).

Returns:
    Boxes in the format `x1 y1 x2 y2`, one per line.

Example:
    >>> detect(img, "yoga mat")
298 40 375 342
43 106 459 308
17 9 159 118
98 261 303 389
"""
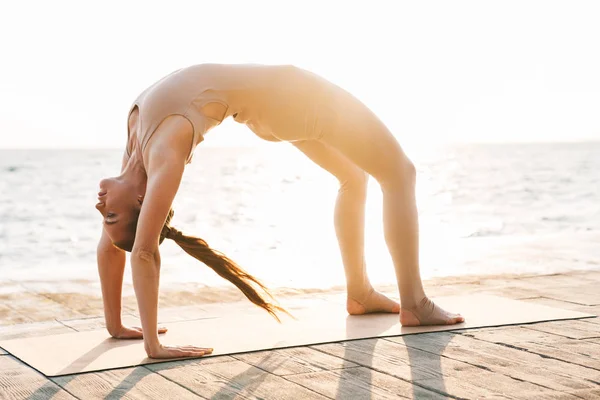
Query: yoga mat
0 294 592 377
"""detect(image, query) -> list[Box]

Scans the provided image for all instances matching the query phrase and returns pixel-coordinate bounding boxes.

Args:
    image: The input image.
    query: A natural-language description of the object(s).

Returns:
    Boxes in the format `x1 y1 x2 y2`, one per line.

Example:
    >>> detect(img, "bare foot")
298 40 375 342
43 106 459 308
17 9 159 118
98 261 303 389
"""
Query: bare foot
400 296 465 326
347 288 401 315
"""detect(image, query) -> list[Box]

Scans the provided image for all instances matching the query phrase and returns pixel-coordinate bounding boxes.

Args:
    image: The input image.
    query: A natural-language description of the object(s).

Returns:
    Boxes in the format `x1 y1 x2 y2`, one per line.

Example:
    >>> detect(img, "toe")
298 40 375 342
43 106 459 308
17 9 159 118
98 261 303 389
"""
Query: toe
448 314 465 325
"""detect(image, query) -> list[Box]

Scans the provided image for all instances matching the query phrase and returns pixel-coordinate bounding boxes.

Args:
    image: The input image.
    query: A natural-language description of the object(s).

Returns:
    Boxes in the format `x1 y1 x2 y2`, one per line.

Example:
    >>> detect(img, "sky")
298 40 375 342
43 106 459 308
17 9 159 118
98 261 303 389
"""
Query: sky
0 0 599 149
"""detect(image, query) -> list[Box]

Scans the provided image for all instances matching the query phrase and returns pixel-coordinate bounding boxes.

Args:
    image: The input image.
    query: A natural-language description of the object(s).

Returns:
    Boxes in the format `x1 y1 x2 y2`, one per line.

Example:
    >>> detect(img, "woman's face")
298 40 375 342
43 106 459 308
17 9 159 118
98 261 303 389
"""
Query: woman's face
96 177 142 247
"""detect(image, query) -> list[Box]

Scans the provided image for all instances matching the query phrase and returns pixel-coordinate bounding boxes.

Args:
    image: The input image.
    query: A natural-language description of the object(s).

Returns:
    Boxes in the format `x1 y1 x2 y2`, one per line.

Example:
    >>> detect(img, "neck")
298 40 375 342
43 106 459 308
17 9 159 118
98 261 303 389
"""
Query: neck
120 148 147 193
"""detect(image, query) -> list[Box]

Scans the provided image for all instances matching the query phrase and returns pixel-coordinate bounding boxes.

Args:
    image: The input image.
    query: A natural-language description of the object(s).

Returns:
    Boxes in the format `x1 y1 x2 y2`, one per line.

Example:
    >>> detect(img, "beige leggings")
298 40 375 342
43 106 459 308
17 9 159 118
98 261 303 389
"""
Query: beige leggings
292 106 426 307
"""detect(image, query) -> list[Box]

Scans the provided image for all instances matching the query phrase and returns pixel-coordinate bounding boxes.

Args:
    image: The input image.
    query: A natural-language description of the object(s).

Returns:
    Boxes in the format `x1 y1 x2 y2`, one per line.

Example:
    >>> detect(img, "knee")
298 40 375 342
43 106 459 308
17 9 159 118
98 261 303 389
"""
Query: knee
378 157 416 192
338 170 369 195
404 158 416 182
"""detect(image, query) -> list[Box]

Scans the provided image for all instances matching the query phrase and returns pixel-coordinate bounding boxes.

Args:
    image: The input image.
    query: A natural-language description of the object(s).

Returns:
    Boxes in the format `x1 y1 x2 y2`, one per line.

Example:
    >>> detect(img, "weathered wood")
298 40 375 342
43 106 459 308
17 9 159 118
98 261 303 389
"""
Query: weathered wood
389 331 599 392
0 320 73 341
148 357 328 399
524 320 600 340
2 269 600 398
416 371 580 400
535 284 600 306
568 388 600 400
52 366 201 399
0 356 75 399
518 272 598 288
233 346 358 376
0 304 32 325
285 366 445 399
312 338 466 382
311 338 520 398
1 292 86 322
463 325 600 370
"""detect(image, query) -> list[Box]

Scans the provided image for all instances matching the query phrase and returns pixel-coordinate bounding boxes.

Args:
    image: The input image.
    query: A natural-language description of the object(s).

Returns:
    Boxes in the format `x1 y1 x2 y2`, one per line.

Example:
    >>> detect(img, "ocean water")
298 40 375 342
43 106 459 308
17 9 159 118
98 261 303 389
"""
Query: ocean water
0 142 599 292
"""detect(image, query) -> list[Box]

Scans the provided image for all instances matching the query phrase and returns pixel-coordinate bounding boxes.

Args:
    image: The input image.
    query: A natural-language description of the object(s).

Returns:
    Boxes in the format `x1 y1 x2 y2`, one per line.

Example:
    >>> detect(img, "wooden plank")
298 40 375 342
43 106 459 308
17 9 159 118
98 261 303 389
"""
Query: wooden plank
0 356 75 399
52 366 201 400
312 338 467 382
0 303 33 325
147 357 328 399
568 388 600 400
0 304 33 325
463 326 600 370
233 346 358 376
517 273 597 288
0 320 73 341
416 372 580 400
311 338 519 398
537 284 600 306
524 320 600 340
2 291 86 322
285 366 445 399
389 331 599 392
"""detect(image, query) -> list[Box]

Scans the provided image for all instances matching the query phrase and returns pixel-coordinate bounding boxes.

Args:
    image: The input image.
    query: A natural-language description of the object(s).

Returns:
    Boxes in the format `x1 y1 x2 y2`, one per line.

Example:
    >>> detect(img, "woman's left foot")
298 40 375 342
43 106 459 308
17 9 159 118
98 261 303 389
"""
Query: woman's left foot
347 289 401 315
400 296 465 326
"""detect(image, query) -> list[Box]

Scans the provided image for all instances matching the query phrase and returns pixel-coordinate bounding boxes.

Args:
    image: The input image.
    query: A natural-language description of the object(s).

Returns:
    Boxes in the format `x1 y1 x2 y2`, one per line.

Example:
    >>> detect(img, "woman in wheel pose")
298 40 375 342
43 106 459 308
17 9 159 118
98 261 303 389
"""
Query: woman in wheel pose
95 64 464 359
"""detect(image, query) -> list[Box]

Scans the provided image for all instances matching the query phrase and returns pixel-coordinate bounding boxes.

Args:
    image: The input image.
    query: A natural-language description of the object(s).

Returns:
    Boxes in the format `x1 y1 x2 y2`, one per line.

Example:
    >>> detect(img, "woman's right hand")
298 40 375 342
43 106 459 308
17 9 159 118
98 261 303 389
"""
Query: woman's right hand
146 344 214 359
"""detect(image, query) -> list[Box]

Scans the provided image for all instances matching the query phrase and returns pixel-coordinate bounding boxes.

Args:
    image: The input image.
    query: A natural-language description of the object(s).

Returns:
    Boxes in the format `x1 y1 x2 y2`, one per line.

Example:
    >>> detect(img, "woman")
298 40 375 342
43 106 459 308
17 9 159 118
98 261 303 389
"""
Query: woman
96 64 464 359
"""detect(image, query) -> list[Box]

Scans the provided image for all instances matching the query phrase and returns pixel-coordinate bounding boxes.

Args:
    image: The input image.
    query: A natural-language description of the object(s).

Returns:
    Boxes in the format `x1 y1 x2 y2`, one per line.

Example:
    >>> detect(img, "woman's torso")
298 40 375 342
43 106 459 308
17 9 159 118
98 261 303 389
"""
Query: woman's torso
126 63 348 163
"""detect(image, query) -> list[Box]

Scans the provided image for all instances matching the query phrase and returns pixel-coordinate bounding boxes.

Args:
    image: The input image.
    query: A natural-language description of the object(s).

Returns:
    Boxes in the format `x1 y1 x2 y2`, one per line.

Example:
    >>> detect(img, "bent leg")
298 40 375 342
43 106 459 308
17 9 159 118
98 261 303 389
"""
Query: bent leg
318 109 463 326
293 140 399 314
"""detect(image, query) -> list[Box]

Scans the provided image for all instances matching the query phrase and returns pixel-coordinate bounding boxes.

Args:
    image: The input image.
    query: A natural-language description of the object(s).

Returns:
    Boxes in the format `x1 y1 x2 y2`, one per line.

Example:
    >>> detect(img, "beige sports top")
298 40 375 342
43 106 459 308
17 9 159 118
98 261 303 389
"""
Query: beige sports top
126 64 341 163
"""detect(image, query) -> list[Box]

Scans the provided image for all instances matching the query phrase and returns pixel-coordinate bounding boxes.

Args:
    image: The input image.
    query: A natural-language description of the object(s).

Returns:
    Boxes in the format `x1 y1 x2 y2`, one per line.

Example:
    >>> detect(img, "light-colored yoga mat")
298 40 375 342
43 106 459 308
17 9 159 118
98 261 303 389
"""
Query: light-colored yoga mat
0 294 592 377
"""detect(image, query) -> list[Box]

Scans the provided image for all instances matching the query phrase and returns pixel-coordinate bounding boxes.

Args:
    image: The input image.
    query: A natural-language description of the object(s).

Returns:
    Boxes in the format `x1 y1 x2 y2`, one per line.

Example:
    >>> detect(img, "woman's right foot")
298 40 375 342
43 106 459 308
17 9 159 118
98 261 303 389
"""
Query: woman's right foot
400 296 465 326
347 288 400 315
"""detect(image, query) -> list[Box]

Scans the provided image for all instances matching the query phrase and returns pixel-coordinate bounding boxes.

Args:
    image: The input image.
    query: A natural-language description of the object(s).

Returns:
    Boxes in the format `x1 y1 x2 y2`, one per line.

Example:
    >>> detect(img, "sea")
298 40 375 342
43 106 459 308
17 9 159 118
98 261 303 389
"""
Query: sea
0 142 599 293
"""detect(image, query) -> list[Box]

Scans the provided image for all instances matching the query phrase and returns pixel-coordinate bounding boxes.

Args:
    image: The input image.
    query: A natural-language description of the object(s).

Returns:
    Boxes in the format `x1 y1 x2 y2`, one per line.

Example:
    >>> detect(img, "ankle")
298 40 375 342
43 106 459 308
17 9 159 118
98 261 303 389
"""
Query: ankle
347 284 375 303
400 294 428 310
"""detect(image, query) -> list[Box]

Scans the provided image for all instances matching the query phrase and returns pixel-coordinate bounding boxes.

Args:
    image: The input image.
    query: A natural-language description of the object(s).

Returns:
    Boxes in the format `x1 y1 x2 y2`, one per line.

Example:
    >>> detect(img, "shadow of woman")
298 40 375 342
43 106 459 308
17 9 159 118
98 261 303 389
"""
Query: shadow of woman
333 313 399 400
55 337 142 376
31 338 151 399
393 331 454 398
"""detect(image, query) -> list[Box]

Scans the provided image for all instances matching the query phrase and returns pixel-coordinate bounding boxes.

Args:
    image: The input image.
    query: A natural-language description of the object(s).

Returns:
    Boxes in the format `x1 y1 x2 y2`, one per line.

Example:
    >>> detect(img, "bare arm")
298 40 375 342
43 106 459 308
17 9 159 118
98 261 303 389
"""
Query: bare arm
130 116 211 358
97 150 129 336
97 228 126 335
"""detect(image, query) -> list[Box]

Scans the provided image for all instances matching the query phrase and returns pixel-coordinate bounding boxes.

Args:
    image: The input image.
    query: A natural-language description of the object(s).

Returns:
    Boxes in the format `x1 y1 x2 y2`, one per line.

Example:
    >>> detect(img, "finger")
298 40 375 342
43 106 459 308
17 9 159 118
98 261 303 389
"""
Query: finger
179 346 213 352
175 347 212 355
168 349 205 358
182 350 211 357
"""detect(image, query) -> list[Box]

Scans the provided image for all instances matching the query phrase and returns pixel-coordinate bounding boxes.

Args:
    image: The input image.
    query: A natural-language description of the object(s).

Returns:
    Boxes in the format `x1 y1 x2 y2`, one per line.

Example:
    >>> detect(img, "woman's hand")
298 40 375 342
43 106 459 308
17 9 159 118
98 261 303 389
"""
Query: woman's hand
146 344 213 359
109 325 168 339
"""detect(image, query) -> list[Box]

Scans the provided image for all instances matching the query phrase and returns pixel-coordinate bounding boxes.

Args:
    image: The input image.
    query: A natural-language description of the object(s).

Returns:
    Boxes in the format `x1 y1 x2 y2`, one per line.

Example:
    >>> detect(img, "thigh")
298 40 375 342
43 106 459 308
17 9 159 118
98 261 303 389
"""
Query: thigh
320 103 411 183
293 140 366 182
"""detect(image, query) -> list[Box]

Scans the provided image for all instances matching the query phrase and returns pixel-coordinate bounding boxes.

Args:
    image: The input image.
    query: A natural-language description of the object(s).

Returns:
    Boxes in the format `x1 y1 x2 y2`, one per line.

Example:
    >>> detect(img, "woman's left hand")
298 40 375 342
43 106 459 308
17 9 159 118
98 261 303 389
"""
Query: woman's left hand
111 325 168 339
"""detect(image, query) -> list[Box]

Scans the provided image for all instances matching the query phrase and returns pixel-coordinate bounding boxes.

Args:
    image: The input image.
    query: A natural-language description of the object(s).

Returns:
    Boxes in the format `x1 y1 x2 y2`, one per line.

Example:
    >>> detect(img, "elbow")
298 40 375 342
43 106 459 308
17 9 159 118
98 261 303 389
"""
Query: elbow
131 247 157 263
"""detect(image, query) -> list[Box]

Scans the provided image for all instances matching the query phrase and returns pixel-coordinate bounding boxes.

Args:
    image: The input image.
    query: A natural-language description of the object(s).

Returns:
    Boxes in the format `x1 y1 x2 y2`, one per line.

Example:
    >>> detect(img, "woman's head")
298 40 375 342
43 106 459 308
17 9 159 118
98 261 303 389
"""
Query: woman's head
95 177 143 251
95 176 287 320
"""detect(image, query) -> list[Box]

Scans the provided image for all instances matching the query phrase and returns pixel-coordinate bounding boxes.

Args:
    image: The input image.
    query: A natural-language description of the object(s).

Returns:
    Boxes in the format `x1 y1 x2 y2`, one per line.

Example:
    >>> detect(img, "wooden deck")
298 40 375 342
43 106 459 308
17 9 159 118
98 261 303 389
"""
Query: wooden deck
1 270 599 399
